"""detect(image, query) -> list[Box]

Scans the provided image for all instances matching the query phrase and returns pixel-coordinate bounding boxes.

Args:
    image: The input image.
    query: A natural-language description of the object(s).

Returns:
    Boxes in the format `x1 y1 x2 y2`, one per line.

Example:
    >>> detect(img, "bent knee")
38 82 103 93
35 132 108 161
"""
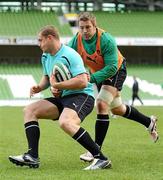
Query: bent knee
59 120 71 130
23 105 39 119
96 99 108 110
111 104 126 115
97 89 113 106
23 106 32 116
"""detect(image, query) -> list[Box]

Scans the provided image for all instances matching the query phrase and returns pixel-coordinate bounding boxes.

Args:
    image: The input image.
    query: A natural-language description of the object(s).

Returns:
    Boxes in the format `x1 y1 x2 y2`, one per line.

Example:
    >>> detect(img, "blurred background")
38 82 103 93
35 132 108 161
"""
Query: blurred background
0 0 163 106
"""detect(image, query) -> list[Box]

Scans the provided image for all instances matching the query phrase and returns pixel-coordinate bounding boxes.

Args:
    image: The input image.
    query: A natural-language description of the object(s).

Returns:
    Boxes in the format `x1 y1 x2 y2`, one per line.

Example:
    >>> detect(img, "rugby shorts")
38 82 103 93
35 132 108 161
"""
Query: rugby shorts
45 93 95 121
97 59 127 91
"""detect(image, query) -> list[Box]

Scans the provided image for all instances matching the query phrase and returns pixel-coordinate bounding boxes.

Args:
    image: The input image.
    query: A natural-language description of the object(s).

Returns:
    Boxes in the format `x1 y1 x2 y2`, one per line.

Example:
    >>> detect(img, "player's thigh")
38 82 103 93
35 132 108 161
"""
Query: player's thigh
25 99 60 120
102 62 127 92
59 108 81 136
61 94 94 121
59 108 80 126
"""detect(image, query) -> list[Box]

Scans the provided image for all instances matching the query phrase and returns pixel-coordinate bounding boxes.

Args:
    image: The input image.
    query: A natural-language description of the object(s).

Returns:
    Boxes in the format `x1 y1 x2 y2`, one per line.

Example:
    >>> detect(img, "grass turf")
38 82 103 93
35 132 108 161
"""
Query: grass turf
0 106 163 180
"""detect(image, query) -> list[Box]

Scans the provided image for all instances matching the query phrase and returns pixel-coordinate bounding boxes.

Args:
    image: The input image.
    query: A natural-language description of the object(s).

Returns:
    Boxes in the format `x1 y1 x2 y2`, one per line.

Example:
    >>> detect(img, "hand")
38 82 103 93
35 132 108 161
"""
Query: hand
30 85 42 98
50 87 62 97
50 74 57 88
86 73 90 81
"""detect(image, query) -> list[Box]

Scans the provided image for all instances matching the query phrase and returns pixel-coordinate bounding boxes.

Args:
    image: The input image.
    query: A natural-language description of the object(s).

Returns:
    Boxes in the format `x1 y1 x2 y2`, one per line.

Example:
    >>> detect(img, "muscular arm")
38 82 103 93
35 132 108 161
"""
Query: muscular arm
38 75 50 90
68 34 78 51
50 73 88 90
90 64 117 84
30 75 50 97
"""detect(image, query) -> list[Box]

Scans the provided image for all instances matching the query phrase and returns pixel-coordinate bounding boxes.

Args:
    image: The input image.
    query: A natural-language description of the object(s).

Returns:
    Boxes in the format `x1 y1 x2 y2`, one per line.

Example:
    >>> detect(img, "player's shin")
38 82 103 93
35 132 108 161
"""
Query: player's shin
25 121 40 158
95 114 110 149
72 127 107 160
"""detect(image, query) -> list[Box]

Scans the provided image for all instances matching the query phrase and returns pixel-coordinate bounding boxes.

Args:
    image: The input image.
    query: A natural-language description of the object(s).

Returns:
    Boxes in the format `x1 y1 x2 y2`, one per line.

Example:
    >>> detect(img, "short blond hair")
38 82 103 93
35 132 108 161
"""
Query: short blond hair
78 12 96 26
39 25 60 40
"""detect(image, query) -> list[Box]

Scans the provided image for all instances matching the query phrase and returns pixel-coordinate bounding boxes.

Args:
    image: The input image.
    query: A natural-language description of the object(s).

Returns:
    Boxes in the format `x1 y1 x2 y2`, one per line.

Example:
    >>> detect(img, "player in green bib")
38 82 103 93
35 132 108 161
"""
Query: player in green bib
68 12 159 163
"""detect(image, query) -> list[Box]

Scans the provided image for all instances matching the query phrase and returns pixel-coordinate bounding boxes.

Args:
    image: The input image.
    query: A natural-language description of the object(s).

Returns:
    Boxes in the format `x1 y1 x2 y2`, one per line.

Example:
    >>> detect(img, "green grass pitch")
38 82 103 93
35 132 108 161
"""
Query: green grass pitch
0 106 163 180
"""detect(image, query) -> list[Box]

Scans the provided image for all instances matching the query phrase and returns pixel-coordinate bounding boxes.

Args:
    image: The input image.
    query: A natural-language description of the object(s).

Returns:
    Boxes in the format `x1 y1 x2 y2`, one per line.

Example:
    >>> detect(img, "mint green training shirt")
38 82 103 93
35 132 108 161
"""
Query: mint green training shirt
41 44 94 97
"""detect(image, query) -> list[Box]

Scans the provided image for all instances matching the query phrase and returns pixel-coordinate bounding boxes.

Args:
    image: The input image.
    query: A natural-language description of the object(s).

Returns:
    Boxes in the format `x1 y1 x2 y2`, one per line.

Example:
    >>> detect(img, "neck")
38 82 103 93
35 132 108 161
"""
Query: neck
50 41 62 55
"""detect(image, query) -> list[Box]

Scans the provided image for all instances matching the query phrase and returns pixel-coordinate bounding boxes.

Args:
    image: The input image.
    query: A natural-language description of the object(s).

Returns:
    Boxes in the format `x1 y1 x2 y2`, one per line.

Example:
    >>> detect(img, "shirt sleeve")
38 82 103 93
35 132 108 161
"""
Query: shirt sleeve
60 51 86 78
90 32 118 84
67 35 78 51
41 53 48 75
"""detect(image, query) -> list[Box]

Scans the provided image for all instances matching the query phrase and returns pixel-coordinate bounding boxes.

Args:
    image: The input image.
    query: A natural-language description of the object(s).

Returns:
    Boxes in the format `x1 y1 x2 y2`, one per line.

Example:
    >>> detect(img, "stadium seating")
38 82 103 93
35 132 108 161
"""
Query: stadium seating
0 65 162 105
0 10 163 106
0 11 163 37
94 11 163 37
0 11 72 37
0 65 51 100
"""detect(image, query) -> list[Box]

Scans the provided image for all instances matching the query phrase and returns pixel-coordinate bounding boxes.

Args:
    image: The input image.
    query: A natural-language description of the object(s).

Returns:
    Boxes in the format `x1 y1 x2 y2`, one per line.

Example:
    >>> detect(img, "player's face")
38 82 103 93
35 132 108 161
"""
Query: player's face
38 33 51 53
79 20 96 40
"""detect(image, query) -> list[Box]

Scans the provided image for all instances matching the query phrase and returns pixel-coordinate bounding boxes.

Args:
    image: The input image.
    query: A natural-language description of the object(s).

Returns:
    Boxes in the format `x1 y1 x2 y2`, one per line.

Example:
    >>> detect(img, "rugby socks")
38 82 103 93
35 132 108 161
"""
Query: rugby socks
123 105 151 128
95 114 110 149
25 121 40 158
73 127 107 160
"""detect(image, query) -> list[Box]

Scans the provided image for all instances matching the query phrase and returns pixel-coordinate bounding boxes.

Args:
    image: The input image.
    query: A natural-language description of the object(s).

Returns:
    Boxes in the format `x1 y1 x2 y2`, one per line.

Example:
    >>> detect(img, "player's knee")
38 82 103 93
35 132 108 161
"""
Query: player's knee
23 106 32 116
111 104 126 115
59 119 71 131
110 96 126 115
97 88 114 107
111 106 121 115
23 105 38 119
96 99 108 111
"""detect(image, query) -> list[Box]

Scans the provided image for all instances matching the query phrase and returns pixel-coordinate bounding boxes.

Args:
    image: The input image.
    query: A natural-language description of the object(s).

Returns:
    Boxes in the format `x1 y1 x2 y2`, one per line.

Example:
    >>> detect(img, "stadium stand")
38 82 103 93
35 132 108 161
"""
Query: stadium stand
0 0 163 12
94 12 163 37
94 11 163 37
2 10 163 65
0 65 163 106
0 11 163 37
0 11 72 37
0 1 163 106
0 64 51 102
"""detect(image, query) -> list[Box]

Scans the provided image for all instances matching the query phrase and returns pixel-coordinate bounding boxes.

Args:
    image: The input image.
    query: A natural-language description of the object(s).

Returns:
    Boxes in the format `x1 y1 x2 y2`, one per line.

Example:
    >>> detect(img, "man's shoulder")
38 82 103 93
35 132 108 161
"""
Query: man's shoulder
67 34 78 48
100 31 117 51
41 53 49 62
63 45 78 54
62 45 82 59
101 31 115 42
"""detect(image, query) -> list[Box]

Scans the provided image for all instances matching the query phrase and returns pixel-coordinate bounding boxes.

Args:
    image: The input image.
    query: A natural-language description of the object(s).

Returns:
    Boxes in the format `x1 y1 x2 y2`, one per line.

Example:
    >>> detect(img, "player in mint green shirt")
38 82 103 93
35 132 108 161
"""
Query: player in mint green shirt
9 25 111 170
41 45 94 97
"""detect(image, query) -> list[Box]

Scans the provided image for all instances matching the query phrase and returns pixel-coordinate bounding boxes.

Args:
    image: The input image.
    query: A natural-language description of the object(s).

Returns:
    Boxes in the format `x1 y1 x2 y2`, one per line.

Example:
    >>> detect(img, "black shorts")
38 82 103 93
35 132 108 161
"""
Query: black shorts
45 93 95 121
97 60 127 91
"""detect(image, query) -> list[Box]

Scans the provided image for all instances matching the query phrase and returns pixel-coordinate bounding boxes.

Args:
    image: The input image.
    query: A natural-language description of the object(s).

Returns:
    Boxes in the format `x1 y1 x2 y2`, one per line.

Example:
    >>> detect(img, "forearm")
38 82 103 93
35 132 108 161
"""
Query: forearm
53 75 88 90
38 75 50 91
90 64 117 84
